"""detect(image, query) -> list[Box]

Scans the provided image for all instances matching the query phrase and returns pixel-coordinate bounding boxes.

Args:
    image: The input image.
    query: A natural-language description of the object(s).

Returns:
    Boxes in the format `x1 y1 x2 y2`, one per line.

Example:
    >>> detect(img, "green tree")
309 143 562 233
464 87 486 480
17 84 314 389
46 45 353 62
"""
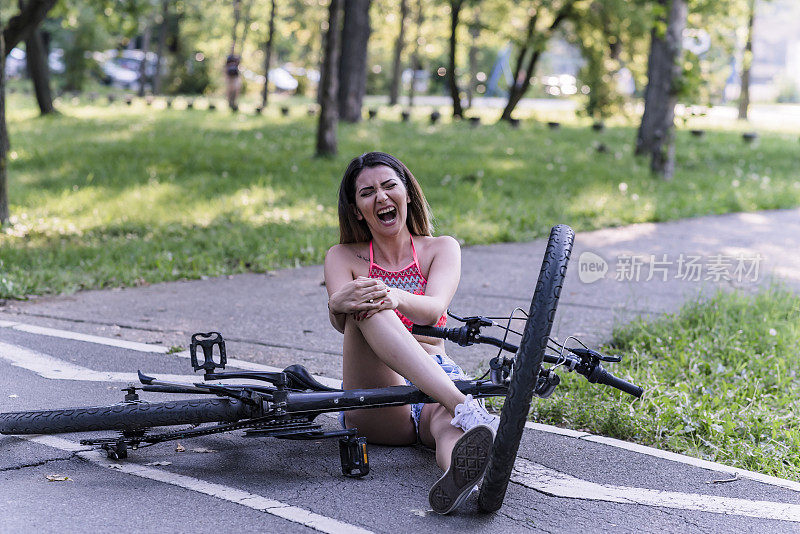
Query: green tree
499 0 579 122
571 0 651 119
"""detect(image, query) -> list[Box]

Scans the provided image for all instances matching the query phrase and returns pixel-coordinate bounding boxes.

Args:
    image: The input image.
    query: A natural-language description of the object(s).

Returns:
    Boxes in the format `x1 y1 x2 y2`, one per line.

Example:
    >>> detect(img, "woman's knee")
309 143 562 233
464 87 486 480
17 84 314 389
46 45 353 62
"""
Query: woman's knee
356 308 406 331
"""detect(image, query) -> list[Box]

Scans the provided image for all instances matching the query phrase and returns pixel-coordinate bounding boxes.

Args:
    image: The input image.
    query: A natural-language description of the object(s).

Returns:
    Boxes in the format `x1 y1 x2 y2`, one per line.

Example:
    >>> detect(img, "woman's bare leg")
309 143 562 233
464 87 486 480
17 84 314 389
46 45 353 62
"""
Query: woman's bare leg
341 316 416 445
352 310 466 413
418 403 464 470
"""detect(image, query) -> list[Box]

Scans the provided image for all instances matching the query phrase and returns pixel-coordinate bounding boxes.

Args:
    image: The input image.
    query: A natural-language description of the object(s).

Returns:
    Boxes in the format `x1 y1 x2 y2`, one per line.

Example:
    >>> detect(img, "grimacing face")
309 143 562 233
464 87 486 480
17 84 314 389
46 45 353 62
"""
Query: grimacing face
353 165 410 238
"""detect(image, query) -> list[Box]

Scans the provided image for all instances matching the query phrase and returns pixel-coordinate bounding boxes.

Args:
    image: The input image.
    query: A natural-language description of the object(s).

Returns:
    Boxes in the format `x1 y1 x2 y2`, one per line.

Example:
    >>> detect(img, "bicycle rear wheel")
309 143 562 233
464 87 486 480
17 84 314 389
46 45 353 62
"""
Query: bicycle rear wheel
0 398 250 435
478 224 574 512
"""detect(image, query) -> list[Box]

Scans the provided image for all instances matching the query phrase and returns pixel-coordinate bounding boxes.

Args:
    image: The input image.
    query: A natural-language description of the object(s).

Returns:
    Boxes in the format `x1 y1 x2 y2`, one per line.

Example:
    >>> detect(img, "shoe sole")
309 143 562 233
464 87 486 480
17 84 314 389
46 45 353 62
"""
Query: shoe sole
429 425 494 514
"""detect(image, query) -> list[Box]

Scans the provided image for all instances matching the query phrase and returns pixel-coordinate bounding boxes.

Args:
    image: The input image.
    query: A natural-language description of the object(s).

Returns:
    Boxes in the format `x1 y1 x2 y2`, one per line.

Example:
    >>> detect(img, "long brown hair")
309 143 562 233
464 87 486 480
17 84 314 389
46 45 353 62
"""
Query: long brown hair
337 152 432 244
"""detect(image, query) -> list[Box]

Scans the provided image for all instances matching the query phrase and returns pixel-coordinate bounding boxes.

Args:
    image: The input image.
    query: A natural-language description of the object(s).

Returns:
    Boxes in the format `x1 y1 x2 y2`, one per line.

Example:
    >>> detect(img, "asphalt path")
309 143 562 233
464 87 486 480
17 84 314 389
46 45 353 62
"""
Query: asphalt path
2 210 800 532
3 326 800 533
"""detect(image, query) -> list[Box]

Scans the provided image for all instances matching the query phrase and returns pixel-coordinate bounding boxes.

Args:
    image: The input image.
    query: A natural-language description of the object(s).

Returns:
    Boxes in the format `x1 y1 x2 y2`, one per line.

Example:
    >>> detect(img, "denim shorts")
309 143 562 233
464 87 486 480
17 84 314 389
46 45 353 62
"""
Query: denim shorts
338 353 468 438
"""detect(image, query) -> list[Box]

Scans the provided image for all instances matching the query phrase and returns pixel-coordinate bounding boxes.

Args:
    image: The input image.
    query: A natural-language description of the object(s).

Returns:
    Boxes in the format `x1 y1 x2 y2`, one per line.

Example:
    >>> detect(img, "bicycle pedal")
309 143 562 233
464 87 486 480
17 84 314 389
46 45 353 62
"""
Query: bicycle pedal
190 332 227 373
339 435 369 478
103 440 128 460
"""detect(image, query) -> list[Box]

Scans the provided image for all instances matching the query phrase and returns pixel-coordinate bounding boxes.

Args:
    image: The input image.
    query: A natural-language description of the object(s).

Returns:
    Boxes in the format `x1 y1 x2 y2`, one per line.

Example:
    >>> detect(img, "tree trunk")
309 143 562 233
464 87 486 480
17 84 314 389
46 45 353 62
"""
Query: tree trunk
2 0 59 224
3 0 59 53
500 47 542 122
153 0 168 95
316 0 342 157
499 11 536 122
138 21 152 97
389 0 408 106
261 0 277 108
25 26 54 114
499 2 573 122
635 0 687 180
407 0 424 108
738 0 755 120
448 0 464 118
231 0 241 55
317 17 327 106
1 31 9 224
466 11 480 109
337 0 370 123
239 0 254 52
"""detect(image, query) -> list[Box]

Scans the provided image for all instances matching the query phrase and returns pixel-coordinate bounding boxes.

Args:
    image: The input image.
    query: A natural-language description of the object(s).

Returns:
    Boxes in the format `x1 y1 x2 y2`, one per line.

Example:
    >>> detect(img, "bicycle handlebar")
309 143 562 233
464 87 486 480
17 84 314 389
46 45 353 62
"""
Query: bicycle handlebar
588 364 643 397
411 324 519 352
411 323 643 398
411 324 455 340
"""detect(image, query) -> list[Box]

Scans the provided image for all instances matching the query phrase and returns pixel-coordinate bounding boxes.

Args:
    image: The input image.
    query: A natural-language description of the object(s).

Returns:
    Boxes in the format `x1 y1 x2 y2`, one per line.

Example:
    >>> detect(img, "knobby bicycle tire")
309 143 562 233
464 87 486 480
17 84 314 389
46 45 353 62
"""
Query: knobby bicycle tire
0 398 250 435
478 224 574 513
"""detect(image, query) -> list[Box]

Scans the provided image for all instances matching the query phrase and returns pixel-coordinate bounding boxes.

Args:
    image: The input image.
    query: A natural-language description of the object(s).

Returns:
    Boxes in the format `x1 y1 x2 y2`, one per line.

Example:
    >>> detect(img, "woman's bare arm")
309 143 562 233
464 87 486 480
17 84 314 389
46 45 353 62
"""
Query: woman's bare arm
324 245 388 333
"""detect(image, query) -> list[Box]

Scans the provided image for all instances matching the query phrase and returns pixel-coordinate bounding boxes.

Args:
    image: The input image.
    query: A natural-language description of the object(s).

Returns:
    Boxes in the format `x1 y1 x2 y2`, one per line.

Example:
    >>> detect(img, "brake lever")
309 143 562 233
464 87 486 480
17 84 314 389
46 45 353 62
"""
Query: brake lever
446 310 494 328
447 309 464 322
567 347 621 363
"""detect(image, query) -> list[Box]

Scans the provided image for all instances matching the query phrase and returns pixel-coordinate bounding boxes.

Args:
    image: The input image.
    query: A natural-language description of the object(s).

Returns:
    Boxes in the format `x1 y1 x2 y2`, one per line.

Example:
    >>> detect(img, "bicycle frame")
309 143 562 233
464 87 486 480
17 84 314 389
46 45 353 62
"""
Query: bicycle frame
283 381 507 415
72 332 514 474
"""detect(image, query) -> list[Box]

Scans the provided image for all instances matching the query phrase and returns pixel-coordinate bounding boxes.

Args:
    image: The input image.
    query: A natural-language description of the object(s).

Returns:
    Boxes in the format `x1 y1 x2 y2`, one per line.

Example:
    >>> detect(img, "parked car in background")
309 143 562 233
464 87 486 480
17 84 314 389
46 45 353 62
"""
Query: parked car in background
4 47 65 78
4 48 27 78
96 49 160 91
267 67 299 92
242 66 299 92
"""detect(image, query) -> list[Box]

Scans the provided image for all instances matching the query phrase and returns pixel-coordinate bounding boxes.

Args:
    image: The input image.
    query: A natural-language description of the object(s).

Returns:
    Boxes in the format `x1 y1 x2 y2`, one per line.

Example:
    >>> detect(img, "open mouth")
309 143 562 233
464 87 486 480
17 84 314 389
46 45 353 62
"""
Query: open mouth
377 206 398 224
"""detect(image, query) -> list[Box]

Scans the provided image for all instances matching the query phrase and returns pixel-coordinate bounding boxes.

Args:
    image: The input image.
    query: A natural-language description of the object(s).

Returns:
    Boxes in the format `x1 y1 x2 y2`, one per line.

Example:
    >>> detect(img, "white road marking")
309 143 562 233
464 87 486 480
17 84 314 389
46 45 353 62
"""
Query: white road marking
20 434 800 525
0 341 201 383
22 435 373 534
2 321 799 494
511 458 800 522
525 421 589 438
0 322 341 388
578 434 800 493
10 322 171 353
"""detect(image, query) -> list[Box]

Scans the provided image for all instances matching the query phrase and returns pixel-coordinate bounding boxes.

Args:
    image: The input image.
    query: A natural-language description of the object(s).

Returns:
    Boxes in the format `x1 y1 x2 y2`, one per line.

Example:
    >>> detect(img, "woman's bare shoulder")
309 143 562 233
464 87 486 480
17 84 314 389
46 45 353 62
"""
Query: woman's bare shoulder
414 235 460 254
325 242 371 268
414 236 460 275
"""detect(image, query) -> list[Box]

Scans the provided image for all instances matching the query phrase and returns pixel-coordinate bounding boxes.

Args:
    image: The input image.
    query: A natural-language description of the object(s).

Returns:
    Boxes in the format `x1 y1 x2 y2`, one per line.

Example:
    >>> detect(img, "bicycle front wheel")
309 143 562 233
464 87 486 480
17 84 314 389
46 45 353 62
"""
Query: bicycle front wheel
478 224 574 513
0 398 250 435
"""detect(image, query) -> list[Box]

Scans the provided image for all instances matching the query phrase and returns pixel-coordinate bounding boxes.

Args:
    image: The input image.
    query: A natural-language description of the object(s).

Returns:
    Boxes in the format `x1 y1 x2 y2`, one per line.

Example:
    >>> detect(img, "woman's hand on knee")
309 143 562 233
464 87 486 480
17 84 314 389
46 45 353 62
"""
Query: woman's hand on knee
357 288 401 320
330 277 390 316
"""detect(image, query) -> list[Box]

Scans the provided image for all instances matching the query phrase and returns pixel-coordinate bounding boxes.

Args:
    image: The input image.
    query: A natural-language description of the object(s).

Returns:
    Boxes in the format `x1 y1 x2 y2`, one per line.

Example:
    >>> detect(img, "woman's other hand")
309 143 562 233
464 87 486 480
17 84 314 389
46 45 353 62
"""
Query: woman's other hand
358 287 402 320
330 276 389 316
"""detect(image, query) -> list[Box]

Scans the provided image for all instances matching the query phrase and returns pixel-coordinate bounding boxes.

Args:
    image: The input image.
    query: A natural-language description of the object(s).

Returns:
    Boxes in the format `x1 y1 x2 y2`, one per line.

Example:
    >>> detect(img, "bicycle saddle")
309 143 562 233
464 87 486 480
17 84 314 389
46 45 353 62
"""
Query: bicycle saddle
282 364 341 392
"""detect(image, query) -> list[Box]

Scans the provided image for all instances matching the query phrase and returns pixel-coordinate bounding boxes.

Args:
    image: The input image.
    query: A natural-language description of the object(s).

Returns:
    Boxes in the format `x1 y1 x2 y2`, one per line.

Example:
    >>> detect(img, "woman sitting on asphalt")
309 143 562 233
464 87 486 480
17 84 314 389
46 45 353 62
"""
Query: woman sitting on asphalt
324 151 498 514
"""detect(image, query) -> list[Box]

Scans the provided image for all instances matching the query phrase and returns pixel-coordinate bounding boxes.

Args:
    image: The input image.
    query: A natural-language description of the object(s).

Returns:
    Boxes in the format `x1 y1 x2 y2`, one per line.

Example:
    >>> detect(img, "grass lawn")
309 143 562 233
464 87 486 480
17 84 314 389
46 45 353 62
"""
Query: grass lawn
522 287 800 481
3 91 800 298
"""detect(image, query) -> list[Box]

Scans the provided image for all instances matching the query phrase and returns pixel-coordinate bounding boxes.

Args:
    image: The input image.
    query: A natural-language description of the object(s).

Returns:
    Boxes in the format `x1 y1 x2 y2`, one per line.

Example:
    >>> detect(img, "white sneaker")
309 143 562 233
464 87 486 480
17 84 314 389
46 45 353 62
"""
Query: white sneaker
450 394 500 434
429 424 493 514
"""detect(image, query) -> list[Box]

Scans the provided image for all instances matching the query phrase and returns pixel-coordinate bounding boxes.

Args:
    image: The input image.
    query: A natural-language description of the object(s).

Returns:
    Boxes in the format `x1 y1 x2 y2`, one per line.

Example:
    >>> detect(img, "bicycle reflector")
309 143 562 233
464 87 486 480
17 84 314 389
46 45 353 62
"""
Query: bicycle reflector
190 332 227 373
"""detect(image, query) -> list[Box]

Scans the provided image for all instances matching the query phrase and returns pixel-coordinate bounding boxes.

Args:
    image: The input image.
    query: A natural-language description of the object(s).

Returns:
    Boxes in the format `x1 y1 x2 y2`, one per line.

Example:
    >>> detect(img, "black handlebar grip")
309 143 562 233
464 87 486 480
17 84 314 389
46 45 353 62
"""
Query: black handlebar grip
592 367 643 398
411 325 449 338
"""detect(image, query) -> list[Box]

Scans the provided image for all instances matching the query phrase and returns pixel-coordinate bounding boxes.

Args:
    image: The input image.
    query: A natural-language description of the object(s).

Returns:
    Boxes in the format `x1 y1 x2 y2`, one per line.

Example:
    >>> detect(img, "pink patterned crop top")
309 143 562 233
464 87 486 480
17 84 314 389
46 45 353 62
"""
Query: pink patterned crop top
368 236 448 332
